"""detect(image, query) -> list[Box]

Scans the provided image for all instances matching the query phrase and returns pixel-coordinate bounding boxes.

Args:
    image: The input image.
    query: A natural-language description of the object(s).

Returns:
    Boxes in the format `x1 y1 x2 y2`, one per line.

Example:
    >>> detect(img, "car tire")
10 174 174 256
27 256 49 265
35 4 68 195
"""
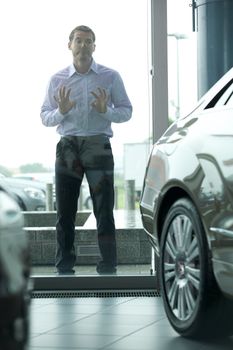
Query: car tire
159 197 233 338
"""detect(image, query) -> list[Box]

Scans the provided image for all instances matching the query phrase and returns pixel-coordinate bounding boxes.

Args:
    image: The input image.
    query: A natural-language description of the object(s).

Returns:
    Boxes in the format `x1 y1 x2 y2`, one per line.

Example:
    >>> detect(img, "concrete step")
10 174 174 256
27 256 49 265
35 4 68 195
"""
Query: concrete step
23 210 91 227
23 209 150 265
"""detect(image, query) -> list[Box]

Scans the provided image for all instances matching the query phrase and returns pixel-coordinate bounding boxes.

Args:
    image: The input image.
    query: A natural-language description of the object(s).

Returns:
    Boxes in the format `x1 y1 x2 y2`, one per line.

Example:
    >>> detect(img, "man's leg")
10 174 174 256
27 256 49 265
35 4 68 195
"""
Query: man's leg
83 136 117 272
55 137 83 272
86 169 117 267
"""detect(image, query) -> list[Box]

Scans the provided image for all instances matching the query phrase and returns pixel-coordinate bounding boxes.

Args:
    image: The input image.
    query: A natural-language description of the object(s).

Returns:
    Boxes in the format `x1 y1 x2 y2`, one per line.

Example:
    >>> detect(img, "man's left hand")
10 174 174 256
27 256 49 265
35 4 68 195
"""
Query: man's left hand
91 88 108 113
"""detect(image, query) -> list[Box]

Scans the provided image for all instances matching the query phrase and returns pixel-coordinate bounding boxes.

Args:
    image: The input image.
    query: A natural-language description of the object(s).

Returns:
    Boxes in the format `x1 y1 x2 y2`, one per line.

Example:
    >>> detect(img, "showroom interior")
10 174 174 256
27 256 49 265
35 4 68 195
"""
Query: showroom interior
1 0 233 349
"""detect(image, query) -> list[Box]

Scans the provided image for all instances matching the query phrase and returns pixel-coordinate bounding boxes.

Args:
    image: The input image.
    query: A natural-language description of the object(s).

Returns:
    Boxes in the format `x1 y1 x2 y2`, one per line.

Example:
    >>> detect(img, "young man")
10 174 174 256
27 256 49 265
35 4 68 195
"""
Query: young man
40 25 132 274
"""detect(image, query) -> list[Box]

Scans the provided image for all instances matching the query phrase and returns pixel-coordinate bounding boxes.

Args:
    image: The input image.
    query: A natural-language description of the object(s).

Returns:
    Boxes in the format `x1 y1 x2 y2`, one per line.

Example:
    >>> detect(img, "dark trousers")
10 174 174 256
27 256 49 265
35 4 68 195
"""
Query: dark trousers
55 135 117 270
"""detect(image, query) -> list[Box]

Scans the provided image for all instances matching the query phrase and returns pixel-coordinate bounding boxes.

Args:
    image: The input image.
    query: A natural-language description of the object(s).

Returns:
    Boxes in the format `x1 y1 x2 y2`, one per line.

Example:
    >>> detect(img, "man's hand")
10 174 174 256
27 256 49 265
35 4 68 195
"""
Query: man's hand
91 87 108 113
54 86 76 115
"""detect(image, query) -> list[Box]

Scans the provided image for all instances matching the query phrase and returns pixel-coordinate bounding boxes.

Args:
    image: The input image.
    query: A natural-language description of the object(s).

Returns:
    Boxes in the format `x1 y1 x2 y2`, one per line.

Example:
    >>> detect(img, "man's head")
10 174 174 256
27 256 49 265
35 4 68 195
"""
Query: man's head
68 25 96 65
69 25 96 43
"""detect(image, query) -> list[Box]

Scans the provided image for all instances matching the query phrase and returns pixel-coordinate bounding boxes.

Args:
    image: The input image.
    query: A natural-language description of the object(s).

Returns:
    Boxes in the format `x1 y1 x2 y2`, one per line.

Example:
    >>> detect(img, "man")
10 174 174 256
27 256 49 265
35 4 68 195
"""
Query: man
40 25 132 275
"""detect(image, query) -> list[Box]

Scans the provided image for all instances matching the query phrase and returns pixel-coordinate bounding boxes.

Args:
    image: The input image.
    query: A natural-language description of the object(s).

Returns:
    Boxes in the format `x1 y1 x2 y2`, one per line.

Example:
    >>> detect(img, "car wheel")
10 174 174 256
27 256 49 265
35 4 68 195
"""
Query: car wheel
159 197 233 338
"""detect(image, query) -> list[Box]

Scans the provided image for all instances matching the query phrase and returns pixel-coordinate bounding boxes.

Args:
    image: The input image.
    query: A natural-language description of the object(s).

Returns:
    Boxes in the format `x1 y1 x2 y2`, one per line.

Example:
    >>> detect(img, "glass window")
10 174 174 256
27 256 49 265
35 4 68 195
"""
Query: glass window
167 0 198 122
0 0 152 280
0 0 198 286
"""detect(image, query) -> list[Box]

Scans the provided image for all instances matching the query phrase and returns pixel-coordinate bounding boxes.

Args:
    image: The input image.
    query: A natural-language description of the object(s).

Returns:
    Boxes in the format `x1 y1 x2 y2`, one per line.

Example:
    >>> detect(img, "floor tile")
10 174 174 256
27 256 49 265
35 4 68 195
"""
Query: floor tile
28 348 95 350
200 337 233 350
29 333 121 349
29 311 89 334
27 296 233 350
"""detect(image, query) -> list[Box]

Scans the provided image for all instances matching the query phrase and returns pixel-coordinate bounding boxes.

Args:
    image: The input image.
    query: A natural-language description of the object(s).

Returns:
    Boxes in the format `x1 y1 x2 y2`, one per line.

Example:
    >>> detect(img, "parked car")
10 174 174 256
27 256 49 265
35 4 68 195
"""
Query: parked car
140 67 233 338
0 175 46 211
0 184 31 349
13 172 93 210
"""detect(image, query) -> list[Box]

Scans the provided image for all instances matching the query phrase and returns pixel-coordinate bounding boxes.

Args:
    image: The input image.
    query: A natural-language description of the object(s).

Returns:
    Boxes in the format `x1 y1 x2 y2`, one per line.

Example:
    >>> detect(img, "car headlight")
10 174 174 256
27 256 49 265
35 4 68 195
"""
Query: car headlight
24 187 45 200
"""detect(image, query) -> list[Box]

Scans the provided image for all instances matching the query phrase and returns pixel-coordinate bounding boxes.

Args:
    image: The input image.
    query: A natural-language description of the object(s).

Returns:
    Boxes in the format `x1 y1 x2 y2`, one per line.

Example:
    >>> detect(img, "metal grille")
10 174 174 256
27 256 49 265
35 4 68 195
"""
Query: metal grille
77 245 100 256
31 289 160 298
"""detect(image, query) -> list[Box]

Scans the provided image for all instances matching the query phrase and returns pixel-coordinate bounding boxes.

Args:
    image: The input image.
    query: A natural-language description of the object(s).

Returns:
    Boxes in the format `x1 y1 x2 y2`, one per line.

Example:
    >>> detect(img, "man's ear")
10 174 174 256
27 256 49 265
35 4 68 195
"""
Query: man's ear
68 42 71 50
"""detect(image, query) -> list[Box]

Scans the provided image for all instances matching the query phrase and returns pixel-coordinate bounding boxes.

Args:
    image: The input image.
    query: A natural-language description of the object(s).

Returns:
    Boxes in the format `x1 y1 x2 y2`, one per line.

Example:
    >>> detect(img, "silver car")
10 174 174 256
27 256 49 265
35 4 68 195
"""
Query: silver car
0 175 46 211
0 185 31 349
140 67 233 338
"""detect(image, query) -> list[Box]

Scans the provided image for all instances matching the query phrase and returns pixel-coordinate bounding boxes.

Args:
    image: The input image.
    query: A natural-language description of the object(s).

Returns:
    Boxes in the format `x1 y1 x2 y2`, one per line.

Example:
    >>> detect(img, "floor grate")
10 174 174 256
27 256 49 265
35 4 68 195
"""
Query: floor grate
31 289 160 298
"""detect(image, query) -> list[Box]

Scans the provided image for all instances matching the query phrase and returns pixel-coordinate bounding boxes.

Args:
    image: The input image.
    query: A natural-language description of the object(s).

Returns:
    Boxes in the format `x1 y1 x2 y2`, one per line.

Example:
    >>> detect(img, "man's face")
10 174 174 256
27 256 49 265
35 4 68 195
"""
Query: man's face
68 31 95 61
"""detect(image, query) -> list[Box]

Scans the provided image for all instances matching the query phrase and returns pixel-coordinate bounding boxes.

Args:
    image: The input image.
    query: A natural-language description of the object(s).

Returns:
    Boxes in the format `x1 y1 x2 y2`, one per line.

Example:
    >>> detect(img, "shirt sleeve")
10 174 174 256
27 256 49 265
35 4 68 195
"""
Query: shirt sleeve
100 72 133 123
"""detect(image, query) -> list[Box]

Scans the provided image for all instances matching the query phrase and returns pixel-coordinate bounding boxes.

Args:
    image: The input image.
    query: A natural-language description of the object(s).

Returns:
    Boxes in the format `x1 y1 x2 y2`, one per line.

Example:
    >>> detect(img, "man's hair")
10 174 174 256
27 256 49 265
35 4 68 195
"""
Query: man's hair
69 25 96 42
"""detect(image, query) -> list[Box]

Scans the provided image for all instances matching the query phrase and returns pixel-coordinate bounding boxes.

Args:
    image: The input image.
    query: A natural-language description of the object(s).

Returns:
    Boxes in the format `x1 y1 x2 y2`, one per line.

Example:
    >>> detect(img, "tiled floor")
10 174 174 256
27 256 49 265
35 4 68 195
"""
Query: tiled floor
28 294 233 350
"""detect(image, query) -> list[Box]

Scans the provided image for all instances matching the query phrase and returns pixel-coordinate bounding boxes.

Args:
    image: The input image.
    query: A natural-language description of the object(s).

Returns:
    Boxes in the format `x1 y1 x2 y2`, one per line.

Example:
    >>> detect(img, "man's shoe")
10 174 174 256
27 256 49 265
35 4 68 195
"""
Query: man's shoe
96 262 117 275
56 269 75 275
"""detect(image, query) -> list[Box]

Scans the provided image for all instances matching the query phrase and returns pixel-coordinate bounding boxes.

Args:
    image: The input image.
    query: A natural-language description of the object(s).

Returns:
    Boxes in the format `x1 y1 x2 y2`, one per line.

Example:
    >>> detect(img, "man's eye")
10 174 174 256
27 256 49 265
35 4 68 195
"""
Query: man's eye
75 39 93 45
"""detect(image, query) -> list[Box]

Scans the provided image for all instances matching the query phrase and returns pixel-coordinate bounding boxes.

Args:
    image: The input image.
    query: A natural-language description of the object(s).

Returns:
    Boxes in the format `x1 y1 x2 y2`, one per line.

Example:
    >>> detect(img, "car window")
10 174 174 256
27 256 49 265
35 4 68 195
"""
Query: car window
205 78 233 109
214 85 233 107
224 90 233 107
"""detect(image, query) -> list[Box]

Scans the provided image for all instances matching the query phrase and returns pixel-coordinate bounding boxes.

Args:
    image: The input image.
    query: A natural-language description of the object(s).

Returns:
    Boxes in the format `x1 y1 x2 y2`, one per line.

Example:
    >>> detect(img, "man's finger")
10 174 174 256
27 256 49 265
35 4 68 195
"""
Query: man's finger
97 87 107 98
58 85 66 99
91 91 99 99
97 87 103 96
64 88 72 99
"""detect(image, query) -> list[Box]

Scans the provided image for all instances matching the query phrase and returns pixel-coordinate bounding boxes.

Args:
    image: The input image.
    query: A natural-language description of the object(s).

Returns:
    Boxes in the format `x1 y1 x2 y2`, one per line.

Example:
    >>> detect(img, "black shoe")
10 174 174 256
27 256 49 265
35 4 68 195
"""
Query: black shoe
56 269 75 275
96 262 117 275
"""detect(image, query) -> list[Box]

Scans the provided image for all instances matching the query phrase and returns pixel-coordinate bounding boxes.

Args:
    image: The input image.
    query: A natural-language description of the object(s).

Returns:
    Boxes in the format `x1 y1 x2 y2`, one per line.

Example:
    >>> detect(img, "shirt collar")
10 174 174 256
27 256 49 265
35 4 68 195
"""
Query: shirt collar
68 59 99 77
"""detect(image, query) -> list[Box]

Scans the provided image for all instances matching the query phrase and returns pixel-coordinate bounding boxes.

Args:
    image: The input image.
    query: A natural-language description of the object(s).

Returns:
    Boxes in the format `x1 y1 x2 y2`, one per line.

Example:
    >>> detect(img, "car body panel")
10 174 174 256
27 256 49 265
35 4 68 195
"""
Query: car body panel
140 67 233 298
0 191 28 294
13 172 92 210
0 177 46 211
0 187 30 347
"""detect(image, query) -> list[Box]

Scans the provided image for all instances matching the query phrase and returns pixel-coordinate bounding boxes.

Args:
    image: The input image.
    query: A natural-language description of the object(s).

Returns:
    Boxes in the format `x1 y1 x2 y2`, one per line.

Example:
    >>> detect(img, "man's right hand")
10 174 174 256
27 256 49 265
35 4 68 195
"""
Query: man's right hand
54 86 76 115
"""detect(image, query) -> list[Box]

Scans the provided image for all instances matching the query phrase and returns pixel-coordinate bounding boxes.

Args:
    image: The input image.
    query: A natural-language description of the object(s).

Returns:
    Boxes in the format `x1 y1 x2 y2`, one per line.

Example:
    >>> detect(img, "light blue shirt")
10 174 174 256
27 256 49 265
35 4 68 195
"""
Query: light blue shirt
40 60 132 137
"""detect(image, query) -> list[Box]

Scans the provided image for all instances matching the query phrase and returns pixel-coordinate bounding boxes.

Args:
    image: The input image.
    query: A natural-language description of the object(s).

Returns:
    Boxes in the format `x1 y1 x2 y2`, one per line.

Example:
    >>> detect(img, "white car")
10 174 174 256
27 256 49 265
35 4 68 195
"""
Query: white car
0 185 31 349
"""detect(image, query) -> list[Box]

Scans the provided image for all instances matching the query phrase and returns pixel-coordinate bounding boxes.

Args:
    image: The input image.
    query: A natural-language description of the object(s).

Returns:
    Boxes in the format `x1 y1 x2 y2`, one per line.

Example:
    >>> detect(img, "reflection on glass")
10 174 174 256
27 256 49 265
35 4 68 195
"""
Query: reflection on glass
26 0 151 277
0 0 196 278
167 0 197 122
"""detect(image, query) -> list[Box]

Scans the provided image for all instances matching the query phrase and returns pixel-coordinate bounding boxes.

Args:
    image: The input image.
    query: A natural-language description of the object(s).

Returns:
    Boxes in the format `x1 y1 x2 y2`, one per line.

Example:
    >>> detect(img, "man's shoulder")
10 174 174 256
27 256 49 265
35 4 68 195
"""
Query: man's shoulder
96 63 119 76
51 66 71 80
